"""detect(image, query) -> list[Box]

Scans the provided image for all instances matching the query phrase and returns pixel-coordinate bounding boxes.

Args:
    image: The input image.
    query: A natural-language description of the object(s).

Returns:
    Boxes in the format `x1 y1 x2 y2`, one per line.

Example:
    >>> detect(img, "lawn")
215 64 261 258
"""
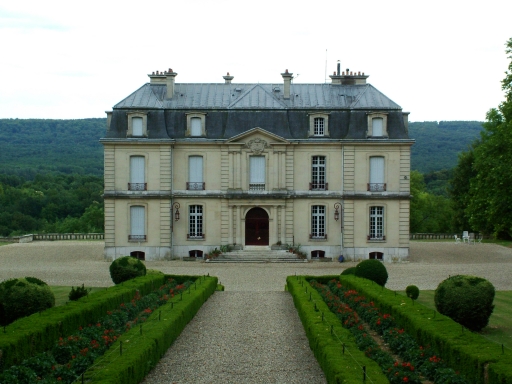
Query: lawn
399 290 512 350
50 285 105 306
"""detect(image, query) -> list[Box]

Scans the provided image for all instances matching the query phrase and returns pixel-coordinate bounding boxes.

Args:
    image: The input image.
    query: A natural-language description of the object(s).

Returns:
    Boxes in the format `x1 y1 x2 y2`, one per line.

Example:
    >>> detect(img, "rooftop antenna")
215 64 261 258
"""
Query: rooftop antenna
324 49 327 83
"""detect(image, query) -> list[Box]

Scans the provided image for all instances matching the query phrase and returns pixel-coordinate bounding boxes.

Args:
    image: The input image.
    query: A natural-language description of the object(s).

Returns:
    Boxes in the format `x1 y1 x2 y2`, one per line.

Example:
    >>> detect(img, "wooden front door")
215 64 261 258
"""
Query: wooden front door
245 207 269 246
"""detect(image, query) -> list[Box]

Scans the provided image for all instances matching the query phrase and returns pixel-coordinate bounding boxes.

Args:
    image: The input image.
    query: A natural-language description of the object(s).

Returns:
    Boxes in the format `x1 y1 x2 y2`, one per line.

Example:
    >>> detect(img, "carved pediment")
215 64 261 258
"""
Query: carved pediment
245 138 269 154
226 127 289 145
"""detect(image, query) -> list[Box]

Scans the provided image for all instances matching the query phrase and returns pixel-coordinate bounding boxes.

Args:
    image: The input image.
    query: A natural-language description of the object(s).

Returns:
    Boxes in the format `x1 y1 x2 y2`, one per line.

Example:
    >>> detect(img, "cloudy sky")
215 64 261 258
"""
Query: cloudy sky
1 0 511 122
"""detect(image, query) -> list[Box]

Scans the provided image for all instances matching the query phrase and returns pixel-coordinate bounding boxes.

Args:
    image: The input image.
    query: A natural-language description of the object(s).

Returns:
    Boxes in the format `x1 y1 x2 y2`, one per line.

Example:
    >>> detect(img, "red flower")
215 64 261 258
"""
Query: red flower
403 377 409 382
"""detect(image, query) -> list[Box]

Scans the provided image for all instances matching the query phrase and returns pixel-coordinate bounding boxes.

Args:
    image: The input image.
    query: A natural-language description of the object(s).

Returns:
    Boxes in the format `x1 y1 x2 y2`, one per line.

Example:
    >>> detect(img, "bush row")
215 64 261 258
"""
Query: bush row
82 275 218 383
339 275 512 384
286 276 388 384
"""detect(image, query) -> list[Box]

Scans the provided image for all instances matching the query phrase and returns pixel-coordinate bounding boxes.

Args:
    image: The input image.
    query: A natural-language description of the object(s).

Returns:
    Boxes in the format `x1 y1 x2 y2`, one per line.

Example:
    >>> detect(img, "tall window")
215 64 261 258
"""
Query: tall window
188 205 204 239
311 156 327 190
372 118 383 136
132 117 143 137
311 205 326 239
129 156 146 190
369 206 384 240
368 156 385 192
190 117 202 136
314 117 325 136
249 156 265 191
188 156 204 190
129 206 146 241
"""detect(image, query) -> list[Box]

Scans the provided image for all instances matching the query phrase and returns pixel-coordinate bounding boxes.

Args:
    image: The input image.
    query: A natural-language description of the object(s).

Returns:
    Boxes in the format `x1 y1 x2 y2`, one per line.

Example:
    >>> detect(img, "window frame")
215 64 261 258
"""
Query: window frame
127 112 148 138
249 155 266 191
310 205 327 240
187 155 205 190
368 155 386 192
310 155 328 190
129 155 147 191
309 113 330 137
368 206 385 241
129 205 146 242
367 113 388 138
188 205 204 240
185 112 207 137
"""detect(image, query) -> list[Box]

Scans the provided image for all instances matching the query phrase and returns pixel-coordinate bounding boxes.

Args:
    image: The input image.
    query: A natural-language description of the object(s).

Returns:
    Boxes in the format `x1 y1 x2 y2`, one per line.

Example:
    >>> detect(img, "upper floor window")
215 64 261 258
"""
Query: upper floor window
129 156 146 191
127 112 148 138
369 206 385 240
129 205 146 241
249 156 265 191
186 113 206 137
310 156 328 190
309 113 329 137
310 205 326 239
188 156 204 190
188 205 204 239
368 156 386 192
367 113 388 138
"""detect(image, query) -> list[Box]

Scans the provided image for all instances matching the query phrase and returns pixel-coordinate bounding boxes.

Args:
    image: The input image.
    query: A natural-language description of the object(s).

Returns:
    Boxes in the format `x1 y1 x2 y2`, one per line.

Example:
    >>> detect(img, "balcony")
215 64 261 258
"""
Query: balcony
187 182 205 191
249 183 265 191
128 183 147 191
367 183 386 192
309 182 328 191
187 233 205 240
310 233 327 240
128 235 147 241
367 235 386 241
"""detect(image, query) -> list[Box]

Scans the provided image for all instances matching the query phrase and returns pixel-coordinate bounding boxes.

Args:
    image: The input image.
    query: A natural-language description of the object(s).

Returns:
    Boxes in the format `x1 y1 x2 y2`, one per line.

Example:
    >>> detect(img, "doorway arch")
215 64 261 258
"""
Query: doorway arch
245 207 269 246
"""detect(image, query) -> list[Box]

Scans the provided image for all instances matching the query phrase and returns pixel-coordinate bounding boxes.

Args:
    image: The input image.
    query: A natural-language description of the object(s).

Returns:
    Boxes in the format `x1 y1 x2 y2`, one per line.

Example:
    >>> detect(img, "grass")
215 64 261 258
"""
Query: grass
399 290 512 350
50 286 105 306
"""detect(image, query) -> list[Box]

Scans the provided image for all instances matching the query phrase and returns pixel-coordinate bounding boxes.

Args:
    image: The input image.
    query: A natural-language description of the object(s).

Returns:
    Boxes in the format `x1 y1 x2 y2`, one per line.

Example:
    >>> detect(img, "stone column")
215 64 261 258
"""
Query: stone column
236 205 242 246
280 204 286 244
229 205 234 245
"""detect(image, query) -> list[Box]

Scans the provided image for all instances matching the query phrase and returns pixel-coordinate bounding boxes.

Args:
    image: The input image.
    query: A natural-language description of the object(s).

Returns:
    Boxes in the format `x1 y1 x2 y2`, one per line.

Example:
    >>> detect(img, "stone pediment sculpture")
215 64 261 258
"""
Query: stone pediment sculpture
245 138 269 154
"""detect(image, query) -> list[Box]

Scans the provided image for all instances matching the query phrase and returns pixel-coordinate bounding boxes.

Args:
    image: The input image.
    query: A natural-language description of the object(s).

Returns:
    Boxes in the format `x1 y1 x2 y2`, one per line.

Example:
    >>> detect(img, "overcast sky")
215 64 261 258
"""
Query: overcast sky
1 0 511 122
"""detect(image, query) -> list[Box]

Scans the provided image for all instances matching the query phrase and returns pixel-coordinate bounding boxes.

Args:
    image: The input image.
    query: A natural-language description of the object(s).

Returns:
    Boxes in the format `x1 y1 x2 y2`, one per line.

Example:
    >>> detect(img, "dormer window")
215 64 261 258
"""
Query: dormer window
127 112 148 138
186 113 206 137
309 113 329 137
367 113 388 138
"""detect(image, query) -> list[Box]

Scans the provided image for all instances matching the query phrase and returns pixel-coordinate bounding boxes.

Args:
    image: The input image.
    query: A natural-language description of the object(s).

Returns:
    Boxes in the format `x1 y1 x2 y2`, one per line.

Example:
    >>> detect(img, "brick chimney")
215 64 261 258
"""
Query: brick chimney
223 72 234 84
148 70 166 84
165 68 178 98
330 66 369 85
281 69 293 99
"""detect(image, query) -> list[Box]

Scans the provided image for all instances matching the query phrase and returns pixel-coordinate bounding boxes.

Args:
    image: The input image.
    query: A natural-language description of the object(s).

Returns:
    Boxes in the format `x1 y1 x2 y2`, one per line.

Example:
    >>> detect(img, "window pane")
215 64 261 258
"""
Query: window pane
130 206 145 235
130 156 145 184
370 206 384 239
188 156 203 183
312 156 326 189
372 118 383 136
311 205 325 238
250 156 265 183
369 156 384 184
191 117 202 136
314 118 324 136
189 205 203 237
132 117 143 136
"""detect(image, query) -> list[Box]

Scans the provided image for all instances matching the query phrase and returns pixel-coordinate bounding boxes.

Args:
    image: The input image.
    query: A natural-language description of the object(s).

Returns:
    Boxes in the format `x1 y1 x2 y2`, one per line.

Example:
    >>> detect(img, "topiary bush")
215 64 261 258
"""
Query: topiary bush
68 284 91 301
109 256 147 285
354 259 388 287
341 267 357 275
0 277 55 325
406 285 420 300
434 275 495 331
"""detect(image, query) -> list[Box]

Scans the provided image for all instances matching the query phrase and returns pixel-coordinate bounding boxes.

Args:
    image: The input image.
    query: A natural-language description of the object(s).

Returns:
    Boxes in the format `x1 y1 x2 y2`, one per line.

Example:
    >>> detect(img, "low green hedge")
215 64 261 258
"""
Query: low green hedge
82 275 218 383
0 272 166 370
339 275 512 384
287 276 388 384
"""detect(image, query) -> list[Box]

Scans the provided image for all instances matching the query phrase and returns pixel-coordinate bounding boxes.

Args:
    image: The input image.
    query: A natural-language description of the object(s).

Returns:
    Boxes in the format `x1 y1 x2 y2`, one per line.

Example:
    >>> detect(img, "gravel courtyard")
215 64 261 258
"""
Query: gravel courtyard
1 240 511 290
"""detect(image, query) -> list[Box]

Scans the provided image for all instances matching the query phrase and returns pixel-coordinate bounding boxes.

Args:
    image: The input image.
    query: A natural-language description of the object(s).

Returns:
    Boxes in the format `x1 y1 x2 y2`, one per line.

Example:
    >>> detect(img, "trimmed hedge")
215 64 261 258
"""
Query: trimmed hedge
82 275 218 383
339 275 512 384
0 272 167 370
287 275 388 384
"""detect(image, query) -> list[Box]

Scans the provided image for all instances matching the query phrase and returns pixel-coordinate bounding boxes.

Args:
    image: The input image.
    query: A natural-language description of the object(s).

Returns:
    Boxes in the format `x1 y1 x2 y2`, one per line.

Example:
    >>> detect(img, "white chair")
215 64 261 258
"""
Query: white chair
469 232 476 245
454 234 461 244
462 231 469 243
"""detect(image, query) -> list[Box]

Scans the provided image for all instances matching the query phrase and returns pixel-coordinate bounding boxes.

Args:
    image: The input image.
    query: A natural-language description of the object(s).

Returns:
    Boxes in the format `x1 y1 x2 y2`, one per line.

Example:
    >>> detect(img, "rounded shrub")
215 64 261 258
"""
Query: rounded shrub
341 267 357 275
109 256 147 285
434 275 495 331
406 285 420 300
354 259 388 286
0 277 55 325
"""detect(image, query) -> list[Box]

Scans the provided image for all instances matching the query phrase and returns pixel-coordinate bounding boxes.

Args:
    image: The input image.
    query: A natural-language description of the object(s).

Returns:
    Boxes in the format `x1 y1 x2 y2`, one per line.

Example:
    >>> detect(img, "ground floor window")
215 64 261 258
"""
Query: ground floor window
130 251 145 260
369 206 384 240
129 206 146 241
369 251 383 260
188 205 204 239
189 250 204 258
311 205 326 239
311 250 325 258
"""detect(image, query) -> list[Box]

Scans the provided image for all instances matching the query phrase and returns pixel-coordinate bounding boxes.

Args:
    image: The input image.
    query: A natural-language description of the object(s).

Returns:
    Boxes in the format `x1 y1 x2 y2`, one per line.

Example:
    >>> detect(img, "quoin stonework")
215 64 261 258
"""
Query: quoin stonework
101 65 413 262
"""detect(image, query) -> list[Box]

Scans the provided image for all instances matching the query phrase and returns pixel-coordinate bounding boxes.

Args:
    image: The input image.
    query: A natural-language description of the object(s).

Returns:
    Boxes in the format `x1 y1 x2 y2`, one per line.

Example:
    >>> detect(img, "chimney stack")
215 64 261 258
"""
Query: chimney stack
329 66 369 85
281 69 293 99
165 68 178 98
223 72 234 84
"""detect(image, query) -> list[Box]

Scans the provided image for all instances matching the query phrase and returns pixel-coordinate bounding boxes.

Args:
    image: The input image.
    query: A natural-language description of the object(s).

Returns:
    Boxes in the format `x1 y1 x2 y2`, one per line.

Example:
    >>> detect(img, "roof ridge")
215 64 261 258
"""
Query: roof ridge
350 84 369 108
227 84 287 109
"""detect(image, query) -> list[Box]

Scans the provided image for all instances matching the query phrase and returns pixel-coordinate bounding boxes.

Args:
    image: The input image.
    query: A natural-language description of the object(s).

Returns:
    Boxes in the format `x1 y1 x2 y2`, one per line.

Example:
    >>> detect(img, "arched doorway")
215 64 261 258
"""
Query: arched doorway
245 207 269 246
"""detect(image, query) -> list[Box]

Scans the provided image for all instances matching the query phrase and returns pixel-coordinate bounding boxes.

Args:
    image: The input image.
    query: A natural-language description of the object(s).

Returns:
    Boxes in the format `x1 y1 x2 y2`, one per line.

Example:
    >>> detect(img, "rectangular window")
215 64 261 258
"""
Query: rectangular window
369 206 384 240
188 156 204 190
249 156 265 190
129 156 146 191
129 206 146 241
132 117 143 137
191 117 202 136
372 118 383 136
188 205 204 239
368 156 385 192
311 205 326 239
314 117 325 136
311 156 327 190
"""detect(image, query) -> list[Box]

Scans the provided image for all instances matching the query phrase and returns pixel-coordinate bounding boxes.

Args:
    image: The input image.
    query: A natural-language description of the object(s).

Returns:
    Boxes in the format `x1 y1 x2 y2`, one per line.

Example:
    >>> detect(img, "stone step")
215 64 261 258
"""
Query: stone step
207 249 306 263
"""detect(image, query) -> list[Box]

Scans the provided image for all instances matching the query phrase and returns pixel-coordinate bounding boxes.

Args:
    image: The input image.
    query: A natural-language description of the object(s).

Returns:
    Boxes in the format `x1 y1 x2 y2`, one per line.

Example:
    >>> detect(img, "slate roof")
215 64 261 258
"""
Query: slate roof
114 83 401 110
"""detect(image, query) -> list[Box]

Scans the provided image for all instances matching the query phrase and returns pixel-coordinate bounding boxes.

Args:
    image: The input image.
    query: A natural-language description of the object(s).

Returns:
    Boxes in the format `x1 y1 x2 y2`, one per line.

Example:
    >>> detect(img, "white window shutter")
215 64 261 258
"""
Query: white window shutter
372 118 383 136
132 117 143 136
250 156 265 183
130 156 145 184
130 206 145 236
188 156 203 183
370 157 385 184
191 117 202 136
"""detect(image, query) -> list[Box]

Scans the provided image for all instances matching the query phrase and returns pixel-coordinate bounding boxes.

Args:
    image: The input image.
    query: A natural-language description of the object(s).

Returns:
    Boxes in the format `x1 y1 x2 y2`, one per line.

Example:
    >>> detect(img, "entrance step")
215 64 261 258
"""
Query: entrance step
207 249 306 263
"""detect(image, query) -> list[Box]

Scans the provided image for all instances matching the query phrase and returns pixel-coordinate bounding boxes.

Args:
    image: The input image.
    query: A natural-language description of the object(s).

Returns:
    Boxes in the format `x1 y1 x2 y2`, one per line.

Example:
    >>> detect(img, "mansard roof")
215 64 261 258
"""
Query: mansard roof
114 83 401 110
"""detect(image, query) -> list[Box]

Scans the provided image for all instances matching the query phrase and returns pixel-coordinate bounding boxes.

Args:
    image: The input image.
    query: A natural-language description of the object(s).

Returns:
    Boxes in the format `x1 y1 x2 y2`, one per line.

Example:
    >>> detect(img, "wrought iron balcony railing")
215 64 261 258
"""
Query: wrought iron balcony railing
367 235 386 241
309 182 328 191
187 233 205 239
309 233 327 240
186 182 205 190
128 235 147 241
249 183 265 191
367 183 386 192
128 183 147 191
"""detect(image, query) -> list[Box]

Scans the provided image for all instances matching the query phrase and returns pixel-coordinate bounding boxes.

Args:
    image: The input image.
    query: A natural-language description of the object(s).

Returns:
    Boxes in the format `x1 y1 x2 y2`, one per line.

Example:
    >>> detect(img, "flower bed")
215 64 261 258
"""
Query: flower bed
310 279 468 384
0 278 192 383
